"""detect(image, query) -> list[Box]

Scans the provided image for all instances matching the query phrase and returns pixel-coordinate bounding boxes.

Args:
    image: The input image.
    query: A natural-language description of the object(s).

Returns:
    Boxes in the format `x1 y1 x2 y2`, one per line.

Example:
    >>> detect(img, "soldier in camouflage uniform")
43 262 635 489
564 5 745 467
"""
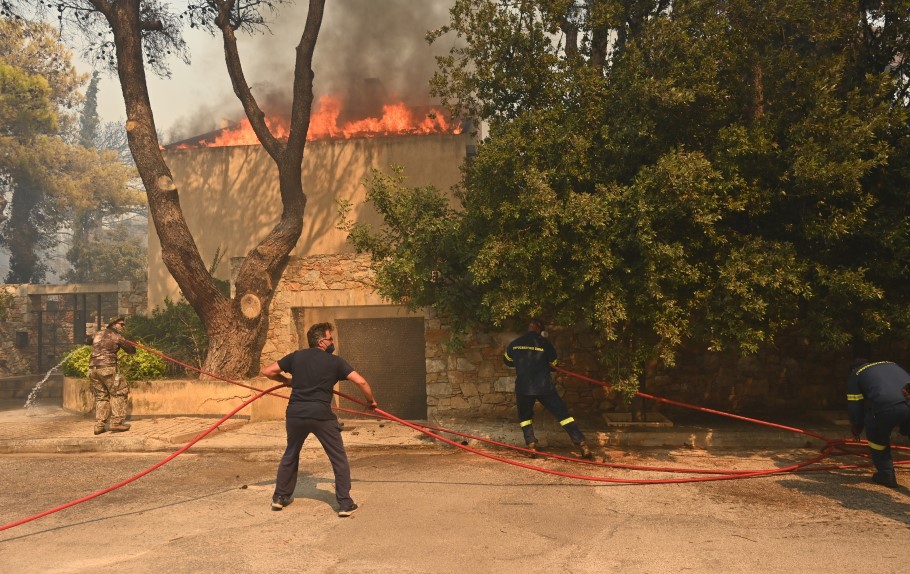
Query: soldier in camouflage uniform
88 317 136 435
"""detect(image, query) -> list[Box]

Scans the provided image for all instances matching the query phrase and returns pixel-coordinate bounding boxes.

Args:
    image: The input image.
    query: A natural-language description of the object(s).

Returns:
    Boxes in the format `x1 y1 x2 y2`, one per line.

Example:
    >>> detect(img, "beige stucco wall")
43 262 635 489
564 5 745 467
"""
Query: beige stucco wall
63 376 287 421
151 133 470 309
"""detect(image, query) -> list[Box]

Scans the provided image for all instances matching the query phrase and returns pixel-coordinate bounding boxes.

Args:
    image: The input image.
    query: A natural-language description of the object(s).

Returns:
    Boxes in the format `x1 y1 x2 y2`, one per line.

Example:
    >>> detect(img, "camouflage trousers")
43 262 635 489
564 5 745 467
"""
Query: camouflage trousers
88 366 129 425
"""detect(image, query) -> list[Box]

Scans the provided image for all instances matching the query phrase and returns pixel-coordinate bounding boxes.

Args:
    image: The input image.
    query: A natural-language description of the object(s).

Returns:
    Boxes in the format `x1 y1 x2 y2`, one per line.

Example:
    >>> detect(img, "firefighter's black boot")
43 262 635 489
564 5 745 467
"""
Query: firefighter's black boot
579 442 594 460
872 470 898 488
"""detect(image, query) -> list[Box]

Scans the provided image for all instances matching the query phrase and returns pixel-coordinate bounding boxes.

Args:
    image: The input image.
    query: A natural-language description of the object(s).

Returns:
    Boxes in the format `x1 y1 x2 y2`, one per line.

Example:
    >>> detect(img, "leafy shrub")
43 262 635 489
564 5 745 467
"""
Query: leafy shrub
121 346 167 380
61 344 166 382
125 297 208 377
61 346 90 377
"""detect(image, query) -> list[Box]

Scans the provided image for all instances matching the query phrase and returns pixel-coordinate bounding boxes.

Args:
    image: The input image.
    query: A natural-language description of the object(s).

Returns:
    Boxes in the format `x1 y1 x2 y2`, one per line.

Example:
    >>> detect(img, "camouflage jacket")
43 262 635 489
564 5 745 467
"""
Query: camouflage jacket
89 328 136 368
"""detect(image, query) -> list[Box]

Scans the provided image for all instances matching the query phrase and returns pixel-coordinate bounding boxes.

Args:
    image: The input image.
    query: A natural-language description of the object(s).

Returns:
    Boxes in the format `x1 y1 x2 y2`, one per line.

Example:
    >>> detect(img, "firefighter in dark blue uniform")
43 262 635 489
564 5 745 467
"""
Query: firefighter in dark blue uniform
846 359 910 488
503 319 593 459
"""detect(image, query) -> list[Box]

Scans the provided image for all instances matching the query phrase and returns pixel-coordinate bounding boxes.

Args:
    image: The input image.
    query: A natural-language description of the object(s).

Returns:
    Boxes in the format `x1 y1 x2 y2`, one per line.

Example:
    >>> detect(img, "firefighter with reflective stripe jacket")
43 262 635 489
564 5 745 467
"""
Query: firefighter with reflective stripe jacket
503 319 593 459
846 359 910 488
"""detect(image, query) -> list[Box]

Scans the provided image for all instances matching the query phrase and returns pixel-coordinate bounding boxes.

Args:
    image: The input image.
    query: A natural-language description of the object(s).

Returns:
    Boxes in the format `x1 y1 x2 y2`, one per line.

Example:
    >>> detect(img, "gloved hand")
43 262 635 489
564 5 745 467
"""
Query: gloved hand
851 424 863 439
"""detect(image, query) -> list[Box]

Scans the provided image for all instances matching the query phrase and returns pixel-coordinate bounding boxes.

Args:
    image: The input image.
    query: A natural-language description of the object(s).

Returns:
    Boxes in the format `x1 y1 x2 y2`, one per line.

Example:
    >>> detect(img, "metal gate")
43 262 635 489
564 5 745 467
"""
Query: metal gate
28 290 119 374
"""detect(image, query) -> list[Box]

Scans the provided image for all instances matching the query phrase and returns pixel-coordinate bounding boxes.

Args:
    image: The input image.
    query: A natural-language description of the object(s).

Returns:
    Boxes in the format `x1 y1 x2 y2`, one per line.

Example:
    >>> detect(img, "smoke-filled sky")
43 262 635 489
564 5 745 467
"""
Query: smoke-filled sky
92 0 456 144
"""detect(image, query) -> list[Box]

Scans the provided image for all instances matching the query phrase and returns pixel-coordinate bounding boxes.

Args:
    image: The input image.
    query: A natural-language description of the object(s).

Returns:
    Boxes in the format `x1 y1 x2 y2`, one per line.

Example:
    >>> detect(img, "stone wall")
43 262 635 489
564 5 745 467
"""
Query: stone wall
0 285 32 376
424 314 515 419
421 316 608 421
252 255 613 422
0 282 148 377
118 282 149 318
245 254 908 422
246 254 383 361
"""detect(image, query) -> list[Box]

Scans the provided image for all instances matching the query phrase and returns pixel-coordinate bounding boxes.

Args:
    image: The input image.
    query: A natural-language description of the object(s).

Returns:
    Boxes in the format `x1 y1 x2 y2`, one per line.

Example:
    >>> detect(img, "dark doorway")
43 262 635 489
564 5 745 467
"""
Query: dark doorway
335 317 426 420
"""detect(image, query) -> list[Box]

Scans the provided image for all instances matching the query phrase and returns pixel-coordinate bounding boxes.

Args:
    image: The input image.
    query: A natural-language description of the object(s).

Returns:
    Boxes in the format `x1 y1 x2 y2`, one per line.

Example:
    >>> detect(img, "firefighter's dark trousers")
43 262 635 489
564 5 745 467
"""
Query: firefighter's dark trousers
517 391 586 445
865 402 910 474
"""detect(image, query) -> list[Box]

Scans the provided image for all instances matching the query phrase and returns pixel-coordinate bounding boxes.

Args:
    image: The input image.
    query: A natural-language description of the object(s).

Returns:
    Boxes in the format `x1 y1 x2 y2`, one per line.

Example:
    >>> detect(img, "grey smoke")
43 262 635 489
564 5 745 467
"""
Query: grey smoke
167 0 455 142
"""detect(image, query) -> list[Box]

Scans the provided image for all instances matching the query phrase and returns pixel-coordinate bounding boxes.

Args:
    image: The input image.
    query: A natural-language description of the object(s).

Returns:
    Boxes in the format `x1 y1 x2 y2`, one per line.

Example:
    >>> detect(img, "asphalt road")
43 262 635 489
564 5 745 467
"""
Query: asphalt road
1 447 908 573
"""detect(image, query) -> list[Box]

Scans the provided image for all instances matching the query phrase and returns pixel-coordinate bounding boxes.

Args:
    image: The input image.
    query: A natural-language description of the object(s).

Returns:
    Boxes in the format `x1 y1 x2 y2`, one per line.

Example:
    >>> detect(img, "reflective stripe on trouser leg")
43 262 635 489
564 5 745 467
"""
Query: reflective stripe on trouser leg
561 420 586 445
867 440 894 473
866 408 901 474
516 395 539 444
536 391 587 444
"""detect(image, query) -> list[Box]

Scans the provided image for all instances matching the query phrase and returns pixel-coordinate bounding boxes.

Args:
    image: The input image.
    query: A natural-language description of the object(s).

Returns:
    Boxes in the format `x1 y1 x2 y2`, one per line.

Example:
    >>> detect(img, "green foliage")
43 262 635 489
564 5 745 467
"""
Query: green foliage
64 224 148 284
61 344 165 382
351 1 910 394
126 298 209 377
60 346 89 377
112 250 227 376
120 346 167 381
0 61 57 137
207 246 231 296
0 17 142 283
79 72 100 148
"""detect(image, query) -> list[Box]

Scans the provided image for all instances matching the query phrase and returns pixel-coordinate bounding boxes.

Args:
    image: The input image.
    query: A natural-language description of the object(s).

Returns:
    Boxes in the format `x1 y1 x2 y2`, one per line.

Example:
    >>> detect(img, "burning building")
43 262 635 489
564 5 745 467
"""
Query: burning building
153 94 475 419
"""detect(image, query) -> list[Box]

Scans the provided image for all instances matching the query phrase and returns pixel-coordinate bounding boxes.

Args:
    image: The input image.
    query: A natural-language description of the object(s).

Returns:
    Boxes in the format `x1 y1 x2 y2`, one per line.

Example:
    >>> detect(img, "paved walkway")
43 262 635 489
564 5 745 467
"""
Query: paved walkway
0 397 861 456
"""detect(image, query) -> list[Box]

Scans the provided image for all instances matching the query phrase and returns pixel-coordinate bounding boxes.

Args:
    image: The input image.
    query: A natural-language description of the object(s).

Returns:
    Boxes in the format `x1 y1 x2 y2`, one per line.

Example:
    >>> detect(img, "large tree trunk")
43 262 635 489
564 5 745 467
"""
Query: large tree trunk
3 172 45 283
99 0 325 379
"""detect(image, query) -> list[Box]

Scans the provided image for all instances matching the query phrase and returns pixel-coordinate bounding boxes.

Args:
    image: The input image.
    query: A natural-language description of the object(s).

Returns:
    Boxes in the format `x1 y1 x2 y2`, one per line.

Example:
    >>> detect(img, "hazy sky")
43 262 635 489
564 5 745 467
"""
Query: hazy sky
88 0 456 144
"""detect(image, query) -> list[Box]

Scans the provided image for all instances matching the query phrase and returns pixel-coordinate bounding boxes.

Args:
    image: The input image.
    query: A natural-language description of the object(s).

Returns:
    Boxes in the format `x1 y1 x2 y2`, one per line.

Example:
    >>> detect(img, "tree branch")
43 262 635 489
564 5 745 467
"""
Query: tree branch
213 0 281 160
286 0 325 156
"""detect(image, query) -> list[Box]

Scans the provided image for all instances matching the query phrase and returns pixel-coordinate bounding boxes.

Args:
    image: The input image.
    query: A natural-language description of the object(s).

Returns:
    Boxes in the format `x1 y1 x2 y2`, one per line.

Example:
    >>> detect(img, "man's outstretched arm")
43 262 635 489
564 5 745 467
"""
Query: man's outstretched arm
261 362 290 386
347 370 378 409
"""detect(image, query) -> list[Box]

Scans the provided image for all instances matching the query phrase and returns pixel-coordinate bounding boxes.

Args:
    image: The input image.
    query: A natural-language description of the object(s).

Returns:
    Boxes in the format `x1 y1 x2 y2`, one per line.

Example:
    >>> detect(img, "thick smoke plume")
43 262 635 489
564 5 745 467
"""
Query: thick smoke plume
167 0 453 143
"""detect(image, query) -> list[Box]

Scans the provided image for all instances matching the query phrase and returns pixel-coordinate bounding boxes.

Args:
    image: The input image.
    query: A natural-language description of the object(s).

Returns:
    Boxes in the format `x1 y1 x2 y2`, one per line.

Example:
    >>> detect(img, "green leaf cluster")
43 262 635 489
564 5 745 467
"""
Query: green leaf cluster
61 345 165 382
350 1 910 394
126 298 209 377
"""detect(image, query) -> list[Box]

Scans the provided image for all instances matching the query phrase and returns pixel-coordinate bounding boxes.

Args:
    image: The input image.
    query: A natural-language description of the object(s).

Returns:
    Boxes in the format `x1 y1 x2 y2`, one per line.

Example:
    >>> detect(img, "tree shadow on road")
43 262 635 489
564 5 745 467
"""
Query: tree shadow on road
776 472 910 528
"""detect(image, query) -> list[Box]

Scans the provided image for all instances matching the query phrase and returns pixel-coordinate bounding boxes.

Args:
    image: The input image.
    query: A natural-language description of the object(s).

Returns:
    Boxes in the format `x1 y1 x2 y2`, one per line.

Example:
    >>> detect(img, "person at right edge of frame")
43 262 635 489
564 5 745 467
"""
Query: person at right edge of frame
88 317 136 435
503 318 594 460
846 358 910 488
261 322 378 518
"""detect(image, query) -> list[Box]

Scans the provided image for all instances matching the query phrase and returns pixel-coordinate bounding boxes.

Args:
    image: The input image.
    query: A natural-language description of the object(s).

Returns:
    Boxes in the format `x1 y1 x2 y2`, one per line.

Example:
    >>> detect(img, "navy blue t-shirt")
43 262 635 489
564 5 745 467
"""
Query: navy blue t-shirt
277 348 354 420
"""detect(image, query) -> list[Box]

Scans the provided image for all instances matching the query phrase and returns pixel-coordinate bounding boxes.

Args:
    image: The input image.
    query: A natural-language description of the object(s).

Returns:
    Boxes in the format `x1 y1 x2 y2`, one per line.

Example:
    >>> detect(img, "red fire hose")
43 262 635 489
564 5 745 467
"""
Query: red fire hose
0 384 284 532
1 341 905 533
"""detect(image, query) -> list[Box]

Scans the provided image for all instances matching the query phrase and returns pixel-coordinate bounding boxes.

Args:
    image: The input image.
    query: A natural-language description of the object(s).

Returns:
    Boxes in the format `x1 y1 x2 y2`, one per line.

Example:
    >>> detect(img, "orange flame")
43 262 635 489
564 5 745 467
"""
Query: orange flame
187 95 460 148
